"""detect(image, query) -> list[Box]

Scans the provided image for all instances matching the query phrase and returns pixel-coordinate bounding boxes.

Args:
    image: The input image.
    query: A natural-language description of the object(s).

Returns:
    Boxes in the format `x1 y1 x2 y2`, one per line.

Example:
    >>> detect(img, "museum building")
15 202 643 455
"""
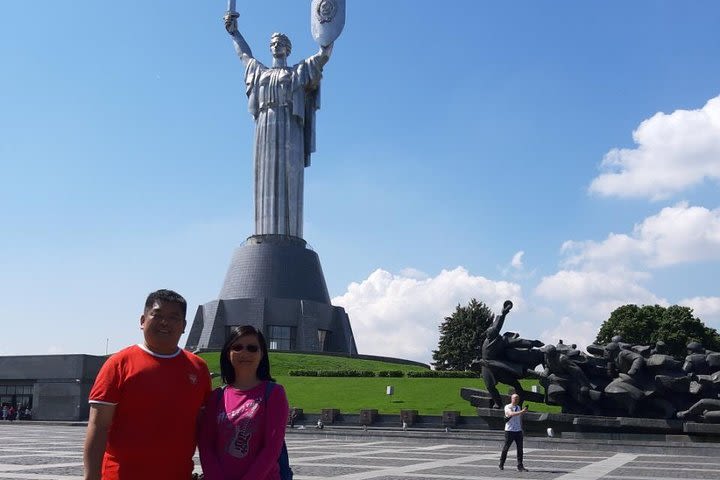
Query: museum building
0 354 106 421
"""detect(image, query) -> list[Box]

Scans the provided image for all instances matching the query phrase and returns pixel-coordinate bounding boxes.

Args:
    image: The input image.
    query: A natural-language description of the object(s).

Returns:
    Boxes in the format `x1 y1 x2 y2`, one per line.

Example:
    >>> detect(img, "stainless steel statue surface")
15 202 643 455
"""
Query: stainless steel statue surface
224 1 344 238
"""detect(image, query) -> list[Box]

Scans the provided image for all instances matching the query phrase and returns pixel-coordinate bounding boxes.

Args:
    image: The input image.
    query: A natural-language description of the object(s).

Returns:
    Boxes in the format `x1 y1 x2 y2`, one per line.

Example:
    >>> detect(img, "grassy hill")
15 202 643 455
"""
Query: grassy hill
201 351 430 377
199 352 553 416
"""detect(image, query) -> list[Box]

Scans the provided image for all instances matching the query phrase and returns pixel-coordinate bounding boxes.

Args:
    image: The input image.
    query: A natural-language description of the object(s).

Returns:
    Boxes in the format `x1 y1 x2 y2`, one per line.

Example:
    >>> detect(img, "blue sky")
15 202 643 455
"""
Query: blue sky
2 1 719 363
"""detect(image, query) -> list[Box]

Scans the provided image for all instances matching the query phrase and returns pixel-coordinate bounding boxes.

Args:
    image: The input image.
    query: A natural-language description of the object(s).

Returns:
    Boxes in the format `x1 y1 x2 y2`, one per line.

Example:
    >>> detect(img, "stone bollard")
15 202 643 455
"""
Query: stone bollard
442 410 460 427
289 408 303 426
359 409 378 426
400 409 418 427
321 408 340 424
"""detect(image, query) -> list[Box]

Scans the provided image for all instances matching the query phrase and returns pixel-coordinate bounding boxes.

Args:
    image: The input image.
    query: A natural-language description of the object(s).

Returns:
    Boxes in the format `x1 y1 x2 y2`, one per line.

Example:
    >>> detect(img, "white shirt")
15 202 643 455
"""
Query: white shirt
504 404 522 432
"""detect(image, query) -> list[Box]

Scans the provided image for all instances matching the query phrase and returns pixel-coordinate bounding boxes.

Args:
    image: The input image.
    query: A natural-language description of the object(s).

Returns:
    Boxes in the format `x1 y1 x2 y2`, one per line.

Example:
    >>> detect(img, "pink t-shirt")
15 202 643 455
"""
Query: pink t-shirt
199 381 289 480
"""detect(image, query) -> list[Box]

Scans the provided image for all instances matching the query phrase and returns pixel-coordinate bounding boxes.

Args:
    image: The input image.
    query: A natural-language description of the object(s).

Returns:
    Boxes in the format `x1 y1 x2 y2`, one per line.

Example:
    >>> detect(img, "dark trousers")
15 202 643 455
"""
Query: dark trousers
500 430 524 467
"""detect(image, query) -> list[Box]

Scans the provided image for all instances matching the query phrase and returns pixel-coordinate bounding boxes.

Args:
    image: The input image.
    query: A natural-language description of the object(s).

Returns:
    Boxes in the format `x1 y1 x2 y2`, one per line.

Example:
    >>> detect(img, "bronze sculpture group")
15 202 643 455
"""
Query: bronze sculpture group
471 301 720 422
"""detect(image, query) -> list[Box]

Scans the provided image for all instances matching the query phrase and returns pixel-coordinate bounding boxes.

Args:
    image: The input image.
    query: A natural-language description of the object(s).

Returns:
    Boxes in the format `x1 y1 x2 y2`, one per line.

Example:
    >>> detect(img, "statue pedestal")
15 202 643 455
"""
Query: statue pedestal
186 234 357 354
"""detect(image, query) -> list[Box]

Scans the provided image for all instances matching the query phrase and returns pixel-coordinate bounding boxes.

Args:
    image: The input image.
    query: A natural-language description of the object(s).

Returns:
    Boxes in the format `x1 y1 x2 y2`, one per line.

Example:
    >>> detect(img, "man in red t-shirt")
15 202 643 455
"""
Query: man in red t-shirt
83 289 212 480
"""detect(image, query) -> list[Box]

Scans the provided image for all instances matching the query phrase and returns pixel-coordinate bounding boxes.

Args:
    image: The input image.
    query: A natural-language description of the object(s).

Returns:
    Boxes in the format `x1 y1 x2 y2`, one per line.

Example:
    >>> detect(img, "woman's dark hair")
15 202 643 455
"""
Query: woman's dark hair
220 325 274 385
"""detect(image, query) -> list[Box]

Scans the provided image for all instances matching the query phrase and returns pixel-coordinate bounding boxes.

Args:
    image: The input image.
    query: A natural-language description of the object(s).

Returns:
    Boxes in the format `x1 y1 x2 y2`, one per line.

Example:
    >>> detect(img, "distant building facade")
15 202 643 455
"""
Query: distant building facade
0 354 107 421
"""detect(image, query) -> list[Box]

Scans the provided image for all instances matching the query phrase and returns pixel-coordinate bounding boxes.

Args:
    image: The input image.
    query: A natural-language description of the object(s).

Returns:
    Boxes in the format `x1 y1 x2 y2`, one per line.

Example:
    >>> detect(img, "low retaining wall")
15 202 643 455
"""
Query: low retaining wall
289 410 490 430
286 425 720 456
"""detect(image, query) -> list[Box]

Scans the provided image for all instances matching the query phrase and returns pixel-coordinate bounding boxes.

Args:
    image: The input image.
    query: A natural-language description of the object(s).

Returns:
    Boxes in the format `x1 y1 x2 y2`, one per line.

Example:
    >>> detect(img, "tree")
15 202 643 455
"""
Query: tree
432 299 494 371
653 305 720 356
594 304 664 347
594 304 720 358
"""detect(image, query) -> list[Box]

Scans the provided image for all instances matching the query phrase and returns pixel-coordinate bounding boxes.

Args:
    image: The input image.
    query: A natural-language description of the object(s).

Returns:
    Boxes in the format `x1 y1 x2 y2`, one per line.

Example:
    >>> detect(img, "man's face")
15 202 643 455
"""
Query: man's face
140 300 186 355
511 394 519 405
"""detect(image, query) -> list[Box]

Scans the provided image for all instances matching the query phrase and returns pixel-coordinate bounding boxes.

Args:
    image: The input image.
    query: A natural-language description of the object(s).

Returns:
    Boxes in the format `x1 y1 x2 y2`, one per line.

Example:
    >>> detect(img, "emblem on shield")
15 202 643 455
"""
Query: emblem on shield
316 0 337 23
311 0 346 46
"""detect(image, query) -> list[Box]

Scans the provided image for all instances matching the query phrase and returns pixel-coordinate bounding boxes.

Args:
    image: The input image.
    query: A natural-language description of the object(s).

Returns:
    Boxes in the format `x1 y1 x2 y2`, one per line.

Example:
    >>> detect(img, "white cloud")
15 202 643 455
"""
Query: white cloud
533 269 670 353
589 95 720 200
535 269 667 326
538 97 720 348
500 250 535 280
398 267 429 281
679 296 720 328
511 251 525 269
332 267 522 364
535 204 719 349
562 203 720 269
539 316 598 352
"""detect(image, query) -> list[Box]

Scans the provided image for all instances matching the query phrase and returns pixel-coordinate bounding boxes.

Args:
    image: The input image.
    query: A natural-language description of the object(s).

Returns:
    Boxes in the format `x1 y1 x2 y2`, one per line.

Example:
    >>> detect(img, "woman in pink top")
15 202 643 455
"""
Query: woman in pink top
199 325 289 480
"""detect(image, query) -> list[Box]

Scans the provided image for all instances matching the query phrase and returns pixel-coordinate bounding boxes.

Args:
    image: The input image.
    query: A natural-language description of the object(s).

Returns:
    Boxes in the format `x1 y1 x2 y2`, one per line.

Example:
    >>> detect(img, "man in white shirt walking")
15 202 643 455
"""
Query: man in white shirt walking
499 393 528 472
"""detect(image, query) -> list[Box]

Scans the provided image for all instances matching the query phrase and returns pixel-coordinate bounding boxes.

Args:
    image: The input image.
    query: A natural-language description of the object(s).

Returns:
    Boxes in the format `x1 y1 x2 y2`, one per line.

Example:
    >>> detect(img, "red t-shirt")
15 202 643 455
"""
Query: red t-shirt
89 344 212 480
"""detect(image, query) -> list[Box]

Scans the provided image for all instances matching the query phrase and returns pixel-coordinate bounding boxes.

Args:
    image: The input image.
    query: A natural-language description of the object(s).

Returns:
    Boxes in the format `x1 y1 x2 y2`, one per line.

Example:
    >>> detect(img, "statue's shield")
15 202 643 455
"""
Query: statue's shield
311 0 346 46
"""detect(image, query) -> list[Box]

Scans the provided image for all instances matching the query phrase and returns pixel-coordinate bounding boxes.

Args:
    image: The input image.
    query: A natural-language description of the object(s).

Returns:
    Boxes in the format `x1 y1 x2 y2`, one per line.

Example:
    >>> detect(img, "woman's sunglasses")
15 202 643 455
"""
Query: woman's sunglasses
230 343 260 353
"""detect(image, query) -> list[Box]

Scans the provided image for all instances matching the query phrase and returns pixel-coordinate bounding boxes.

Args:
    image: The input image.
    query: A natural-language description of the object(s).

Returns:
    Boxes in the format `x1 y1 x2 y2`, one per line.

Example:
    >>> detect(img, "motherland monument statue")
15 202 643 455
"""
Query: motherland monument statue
185 0 357 354
224 0 343 238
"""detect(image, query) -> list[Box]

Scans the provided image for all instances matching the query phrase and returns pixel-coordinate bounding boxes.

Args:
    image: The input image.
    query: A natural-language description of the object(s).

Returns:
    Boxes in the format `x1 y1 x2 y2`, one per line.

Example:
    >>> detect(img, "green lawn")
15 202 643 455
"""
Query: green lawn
277 376 556 415
199 352 556 415
200 352 430 378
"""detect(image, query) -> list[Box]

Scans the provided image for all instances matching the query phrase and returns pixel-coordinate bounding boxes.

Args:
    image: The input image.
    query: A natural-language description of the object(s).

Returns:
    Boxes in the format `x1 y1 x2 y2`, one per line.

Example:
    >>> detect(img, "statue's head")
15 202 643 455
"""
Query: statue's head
270 32 292 59
544 344 558 359
605 342 620 359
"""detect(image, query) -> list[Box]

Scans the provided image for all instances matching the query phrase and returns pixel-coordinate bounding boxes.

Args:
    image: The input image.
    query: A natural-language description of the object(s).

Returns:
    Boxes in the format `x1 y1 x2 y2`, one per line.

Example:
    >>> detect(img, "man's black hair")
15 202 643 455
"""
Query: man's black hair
144 289 187 317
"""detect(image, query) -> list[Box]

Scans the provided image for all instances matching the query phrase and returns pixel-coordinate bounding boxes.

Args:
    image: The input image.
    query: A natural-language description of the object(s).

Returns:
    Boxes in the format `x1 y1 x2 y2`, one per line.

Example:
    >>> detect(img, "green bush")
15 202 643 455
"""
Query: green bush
377 370 405 377
407 370 478 378
290 370 376 377
288 370 319 376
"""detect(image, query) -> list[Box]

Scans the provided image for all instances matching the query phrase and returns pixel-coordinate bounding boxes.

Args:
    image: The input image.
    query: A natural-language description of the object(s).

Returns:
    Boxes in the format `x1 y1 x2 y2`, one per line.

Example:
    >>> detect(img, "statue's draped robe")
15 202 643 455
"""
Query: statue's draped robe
245 54 323 238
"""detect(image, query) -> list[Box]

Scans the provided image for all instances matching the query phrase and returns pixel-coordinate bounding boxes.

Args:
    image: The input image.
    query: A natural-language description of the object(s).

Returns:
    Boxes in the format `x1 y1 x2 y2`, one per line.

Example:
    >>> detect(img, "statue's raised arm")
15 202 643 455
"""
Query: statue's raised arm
485 300 514 339
317 43 333 64
224 12 253 65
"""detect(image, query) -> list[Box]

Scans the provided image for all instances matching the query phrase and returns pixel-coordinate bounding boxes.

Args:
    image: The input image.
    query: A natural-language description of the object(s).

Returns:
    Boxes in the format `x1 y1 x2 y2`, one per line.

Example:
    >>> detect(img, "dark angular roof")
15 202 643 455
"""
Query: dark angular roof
218 235 331 304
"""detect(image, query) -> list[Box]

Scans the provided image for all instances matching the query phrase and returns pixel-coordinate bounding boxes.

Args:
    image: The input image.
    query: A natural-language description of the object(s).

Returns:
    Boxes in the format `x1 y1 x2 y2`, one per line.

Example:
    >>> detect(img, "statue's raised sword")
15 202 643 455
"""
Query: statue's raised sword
226 0 238 18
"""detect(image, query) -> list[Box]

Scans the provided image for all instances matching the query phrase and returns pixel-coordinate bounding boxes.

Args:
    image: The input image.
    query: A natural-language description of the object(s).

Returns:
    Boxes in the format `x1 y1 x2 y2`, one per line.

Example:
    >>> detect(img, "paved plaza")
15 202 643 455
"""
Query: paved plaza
1 424 720 479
